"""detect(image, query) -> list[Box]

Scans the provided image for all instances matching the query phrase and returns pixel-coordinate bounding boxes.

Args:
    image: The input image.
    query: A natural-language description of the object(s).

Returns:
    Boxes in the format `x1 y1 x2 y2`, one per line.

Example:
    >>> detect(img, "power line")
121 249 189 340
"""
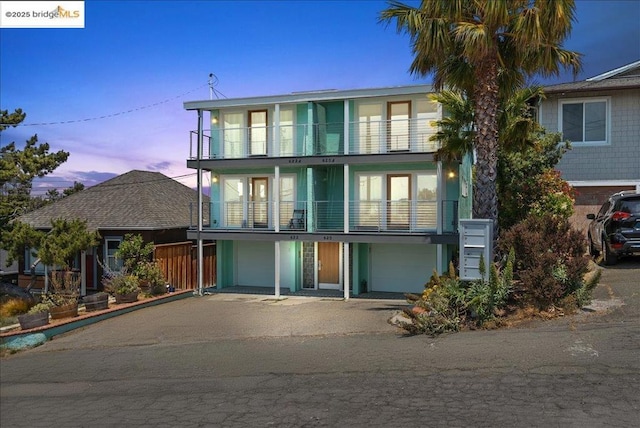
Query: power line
0 83 210 127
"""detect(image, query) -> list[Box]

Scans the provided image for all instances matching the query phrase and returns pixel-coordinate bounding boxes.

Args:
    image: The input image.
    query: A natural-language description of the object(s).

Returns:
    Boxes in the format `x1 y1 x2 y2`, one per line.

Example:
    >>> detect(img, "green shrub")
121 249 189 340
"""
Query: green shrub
397 254 514 336
27 302 51 315
102 268 140 295
497 214 597 310
116 233 154 276
465 250 513 325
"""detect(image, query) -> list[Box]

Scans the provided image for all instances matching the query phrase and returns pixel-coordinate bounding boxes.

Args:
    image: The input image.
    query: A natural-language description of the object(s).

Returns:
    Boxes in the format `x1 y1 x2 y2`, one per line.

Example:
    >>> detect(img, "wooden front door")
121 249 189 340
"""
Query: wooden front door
387 174 411 229
387 101 411 151
318 242 340 289
250 177 269 228
249 110 268 156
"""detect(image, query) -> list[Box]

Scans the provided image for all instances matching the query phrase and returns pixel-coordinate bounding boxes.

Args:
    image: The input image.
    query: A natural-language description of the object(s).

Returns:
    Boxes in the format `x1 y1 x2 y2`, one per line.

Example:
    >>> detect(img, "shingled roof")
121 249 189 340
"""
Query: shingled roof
544 60 640 94
19 170 208 231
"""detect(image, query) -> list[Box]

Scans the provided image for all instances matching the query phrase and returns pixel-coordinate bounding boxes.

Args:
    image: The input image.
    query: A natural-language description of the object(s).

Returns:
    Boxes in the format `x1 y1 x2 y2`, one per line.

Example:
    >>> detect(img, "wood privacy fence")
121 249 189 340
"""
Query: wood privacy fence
154 242 216 290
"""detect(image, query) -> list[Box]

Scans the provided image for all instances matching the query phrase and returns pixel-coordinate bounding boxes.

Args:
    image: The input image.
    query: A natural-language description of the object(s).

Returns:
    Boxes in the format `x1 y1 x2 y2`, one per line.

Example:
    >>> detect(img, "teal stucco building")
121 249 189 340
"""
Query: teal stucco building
184 85 472 297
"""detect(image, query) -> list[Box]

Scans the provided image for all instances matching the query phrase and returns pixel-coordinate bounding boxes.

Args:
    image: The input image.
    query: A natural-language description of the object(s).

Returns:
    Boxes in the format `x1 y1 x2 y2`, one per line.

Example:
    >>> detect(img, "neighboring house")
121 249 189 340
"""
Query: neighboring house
184 85 472 297
540 60 640 230
16 170 210 294
0 249 19 283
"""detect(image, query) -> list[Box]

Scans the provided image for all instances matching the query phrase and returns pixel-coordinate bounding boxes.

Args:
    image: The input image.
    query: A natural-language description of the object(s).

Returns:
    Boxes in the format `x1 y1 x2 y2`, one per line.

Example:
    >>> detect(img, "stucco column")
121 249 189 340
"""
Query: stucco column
80 250 86 296
196 109 204 296
343 242 349 300
274 166 280 232
274 241 281 298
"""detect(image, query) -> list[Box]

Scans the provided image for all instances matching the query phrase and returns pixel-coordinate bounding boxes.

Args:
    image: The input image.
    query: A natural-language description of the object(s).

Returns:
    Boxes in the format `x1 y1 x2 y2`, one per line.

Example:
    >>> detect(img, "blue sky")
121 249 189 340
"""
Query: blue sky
1 0 639 193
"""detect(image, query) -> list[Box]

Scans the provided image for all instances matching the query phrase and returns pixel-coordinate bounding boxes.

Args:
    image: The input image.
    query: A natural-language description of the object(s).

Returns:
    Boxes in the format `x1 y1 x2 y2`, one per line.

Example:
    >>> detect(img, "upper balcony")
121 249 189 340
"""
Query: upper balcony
189 118 440 161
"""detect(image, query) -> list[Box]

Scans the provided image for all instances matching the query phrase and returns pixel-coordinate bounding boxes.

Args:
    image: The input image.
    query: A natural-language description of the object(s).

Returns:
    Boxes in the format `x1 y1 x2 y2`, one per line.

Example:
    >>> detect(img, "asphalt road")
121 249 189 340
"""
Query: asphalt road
1 258 639 427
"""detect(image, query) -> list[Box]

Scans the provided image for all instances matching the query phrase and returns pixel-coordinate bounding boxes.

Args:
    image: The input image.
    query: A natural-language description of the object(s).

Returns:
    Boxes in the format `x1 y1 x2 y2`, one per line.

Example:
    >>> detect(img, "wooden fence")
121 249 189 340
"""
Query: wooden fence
154 242 216 290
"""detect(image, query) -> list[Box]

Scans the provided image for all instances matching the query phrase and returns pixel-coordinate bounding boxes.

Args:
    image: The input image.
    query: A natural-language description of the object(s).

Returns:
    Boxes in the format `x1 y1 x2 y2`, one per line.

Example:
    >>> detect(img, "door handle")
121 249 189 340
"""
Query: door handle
318 261 322 271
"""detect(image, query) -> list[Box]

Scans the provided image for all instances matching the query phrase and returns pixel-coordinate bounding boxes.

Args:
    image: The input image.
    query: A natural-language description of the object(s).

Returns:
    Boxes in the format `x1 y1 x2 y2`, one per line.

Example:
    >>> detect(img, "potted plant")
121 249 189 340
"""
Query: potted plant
82 292 109 312
103 268 140 304
44 269 80 319
32 218 99 319
138 261 166 296
17 302 51 330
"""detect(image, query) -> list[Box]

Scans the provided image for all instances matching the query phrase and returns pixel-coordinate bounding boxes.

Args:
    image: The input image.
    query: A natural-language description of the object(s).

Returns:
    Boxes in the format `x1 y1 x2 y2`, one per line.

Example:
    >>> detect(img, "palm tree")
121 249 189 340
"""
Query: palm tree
430 85 546 162
380 0 581 232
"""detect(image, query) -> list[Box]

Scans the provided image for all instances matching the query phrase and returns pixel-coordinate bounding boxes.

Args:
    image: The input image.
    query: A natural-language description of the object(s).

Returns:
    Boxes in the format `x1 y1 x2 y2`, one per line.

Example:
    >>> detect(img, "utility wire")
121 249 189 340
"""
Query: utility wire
0 83 210 127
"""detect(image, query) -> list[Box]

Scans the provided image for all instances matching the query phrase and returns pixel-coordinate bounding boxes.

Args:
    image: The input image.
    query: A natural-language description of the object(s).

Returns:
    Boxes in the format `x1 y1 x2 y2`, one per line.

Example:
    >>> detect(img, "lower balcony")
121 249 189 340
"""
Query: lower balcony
190 200 459 235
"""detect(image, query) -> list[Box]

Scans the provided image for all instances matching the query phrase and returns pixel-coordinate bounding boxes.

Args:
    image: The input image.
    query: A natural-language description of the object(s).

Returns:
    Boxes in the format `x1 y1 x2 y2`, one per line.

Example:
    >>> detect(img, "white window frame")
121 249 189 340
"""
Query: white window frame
354 96 440 154
104 237 123 273
354 170 438 230
277 106 297 157
558 97 610 146
220 174 296 228
24 248 45 275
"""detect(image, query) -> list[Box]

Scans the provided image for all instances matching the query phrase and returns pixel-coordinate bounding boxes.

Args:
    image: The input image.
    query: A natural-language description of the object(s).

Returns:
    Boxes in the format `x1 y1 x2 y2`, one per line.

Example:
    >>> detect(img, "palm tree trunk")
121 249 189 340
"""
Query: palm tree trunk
472 58 500 238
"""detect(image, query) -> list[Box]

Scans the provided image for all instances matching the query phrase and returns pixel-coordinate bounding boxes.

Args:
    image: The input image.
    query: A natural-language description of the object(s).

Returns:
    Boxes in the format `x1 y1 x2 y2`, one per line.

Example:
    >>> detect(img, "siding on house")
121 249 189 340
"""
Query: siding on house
540 88 640 182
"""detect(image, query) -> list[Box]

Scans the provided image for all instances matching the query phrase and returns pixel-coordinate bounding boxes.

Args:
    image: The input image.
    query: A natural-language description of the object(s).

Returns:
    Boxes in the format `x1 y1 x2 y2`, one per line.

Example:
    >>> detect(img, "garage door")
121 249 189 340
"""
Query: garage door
236 241 275 287
370 244 436 293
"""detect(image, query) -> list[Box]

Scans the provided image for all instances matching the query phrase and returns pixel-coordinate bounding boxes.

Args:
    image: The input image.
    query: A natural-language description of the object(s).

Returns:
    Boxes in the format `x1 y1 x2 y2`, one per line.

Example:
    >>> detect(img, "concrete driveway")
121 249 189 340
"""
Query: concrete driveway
16 256 639 352
1 258 638 427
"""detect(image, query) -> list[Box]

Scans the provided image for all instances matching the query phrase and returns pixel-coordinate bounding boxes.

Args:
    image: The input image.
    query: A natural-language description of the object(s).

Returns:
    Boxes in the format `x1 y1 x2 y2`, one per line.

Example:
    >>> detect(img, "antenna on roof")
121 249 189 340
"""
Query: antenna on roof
208 73 214 100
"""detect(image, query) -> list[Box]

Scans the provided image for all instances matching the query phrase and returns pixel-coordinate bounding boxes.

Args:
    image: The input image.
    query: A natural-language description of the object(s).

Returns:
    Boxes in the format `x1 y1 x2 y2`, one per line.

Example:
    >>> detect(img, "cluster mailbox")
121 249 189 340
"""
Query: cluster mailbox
459 219 493 281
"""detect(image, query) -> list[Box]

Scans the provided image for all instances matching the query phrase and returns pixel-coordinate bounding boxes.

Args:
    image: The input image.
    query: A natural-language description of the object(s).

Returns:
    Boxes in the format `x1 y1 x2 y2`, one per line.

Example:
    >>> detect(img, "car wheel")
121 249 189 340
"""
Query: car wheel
602 237 617 266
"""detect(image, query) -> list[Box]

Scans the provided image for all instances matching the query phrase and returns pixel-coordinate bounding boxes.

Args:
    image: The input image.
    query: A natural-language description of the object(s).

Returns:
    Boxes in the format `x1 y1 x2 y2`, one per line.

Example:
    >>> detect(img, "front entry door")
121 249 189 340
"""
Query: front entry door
318 242 340 289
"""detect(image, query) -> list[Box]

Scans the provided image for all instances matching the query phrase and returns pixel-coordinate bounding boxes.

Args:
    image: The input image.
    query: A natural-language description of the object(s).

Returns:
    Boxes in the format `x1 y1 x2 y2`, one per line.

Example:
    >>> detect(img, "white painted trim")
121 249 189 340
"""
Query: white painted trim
185 84 435 110
344 164 349 233
436 162 443 234
343 242 350 300
274 241 280 298
274 104 280 157
586 60 640 82
557 97 611 146
81 250 86 296
274 167 280 233
344 99 350 155
219 173 296 228
313 242 318 290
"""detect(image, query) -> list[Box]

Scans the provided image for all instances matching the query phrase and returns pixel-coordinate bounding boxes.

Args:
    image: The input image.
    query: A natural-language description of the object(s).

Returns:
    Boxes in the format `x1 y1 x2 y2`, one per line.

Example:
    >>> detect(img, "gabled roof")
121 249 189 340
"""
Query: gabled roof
544 60 640 94
18 170 208 231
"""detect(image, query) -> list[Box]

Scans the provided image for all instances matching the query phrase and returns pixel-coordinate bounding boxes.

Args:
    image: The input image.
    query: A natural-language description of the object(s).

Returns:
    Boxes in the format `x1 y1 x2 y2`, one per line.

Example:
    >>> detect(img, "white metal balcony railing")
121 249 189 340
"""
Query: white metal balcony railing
189 119 440 160
190 200 458 234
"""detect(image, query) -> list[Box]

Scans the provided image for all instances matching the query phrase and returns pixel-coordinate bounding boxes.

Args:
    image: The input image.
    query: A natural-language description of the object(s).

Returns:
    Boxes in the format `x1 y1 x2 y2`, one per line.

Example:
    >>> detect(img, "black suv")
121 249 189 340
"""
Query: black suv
587 191 640 265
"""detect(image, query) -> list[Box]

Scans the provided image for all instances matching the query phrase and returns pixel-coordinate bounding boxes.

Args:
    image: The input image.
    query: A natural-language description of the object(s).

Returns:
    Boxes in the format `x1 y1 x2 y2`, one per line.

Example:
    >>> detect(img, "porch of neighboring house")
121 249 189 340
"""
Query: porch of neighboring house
17 241 217 295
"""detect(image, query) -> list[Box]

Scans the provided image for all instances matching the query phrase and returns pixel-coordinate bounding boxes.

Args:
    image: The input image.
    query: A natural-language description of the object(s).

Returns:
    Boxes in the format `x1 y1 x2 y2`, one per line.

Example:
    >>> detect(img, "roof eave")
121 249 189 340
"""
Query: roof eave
183 84 435 111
